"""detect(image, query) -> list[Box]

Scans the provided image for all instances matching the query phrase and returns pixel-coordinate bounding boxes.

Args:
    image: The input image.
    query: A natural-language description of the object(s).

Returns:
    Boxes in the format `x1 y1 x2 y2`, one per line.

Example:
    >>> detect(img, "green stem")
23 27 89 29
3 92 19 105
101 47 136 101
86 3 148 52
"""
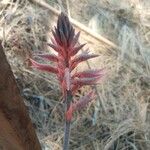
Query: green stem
63 90 72 150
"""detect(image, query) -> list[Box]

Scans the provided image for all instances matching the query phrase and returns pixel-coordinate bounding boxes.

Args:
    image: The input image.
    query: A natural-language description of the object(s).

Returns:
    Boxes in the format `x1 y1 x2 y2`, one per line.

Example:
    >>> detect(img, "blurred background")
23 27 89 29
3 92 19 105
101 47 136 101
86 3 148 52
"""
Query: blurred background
0 0 150 149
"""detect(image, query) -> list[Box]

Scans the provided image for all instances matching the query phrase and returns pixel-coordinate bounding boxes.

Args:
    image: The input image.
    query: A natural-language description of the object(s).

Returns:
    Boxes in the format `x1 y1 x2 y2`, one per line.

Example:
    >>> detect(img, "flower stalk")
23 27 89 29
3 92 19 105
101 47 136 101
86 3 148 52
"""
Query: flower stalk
63 90 72 150
29 12 104 150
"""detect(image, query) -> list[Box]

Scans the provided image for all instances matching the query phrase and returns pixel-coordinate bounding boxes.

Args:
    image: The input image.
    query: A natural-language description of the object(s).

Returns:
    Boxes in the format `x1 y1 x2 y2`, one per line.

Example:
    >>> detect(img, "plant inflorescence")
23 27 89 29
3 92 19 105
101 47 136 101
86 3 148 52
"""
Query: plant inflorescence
30 12 103 150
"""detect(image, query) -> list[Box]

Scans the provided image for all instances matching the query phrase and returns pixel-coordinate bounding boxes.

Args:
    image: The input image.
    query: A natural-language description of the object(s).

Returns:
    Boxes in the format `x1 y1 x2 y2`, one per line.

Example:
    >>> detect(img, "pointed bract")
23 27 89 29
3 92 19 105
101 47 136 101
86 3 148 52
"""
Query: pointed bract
69 43 86 56
72 76 101 86
70 54 99 70
70 31 80 47
29 58 58 74
72 69 104 78
65 91 96 121
64 68 71 90
35 53 58 62
66 103 73 121
30 12 104 114
72 91 95 111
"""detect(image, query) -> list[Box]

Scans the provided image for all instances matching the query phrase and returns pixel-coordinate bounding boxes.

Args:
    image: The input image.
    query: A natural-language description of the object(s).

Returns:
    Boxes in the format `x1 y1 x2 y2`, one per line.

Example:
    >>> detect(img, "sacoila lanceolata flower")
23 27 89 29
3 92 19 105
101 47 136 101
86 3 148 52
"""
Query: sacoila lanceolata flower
30 12 104 150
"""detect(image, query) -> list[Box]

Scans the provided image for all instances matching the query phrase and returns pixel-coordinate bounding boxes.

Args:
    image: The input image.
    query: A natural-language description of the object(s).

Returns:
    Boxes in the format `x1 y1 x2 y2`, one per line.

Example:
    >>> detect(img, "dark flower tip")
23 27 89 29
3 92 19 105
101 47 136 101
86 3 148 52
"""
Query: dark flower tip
54 12 75 47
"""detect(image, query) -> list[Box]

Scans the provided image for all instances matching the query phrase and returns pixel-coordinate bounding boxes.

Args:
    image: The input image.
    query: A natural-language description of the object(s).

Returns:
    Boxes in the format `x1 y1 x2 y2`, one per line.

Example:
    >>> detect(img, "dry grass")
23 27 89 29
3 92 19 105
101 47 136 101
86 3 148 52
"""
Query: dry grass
0 0 150 150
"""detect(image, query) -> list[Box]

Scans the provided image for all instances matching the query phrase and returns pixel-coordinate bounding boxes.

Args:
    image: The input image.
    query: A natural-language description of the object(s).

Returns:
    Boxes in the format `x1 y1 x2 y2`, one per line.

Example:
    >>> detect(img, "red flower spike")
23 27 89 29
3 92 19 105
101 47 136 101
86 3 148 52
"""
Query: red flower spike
72 91 95 112
30 12 105 150
30 11 104 103
30 12 104 98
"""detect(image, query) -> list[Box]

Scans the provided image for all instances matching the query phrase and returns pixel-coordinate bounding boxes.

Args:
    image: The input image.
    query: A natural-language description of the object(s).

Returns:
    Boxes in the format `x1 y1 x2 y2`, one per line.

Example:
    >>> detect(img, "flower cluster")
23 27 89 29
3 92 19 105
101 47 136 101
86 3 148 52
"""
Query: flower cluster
30 12 103 121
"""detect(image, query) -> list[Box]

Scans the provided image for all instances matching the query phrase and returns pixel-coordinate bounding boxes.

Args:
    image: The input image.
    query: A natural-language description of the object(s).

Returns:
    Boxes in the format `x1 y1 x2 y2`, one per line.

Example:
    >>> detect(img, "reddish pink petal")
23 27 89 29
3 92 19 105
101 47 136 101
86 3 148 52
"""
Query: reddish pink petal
48 43 59 53
72 69 104 78
35 53 58 62
29 58 58 74
69 43 86 56
71 76 102 94
72 76 101 86
48 43 66 57
66 104 73 121
72 91 95 111
70 54 99 70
